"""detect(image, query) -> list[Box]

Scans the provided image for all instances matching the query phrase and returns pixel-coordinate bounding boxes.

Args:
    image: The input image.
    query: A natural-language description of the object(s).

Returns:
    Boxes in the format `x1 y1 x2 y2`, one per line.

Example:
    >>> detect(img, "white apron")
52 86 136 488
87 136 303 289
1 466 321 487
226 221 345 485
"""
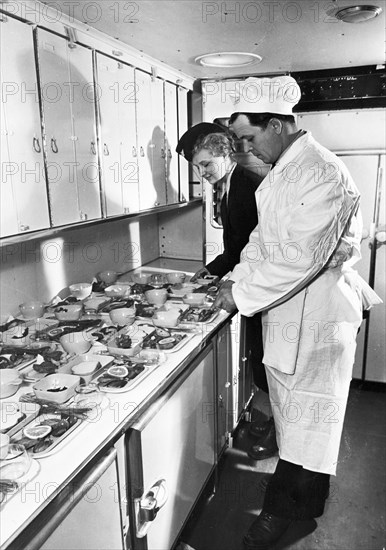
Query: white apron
230 132 381 475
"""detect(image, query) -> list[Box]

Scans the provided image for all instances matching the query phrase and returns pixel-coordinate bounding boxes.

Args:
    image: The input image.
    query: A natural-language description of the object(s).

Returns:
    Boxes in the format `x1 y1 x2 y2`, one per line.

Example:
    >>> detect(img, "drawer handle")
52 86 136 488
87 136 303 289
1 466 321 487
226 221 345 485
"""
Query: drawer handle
51 138 58 153
132 146 137 158
33 137 41 153
90 141 96 155
103 143 110 156
140 146 145 157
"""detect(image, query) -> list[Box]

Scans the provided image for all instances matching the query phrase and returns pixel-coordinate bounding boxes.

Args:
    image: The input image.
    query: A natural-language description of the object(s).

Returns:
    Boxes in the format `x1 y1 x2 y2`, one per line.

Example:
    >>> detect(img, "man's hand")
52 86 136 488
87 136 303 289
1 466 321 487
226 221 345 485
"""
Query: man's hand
214 280 237 313
190 267 210 283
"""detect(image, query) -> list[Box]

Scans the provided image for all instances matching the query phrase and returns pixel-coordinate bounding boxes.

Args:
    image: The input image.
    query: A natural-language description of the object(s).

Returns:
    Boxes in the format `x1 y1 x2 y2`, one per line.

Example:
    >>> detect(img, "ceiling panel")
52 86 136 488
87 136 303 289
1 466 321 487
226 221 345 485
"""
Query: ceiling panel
44 0 385 79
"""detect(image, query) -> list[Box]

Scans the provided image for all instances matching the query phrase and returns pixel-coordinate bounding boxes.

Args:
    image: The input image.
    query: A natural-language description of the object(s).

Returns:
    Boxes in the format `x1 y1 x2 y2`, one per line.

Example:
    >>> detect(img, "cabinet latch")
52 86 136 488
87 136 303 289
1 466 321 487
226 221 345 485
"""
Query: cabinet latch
134 478 168 538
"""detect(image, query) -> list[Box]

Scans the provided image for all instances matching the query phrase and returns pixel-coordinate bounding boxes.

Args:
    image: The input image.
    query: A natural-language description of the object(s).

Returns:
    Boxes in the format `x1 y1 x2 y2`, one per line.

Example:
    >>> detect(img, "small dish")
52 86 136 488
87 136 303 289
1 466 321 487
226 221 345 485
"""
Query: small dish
131 272 151 285
169 283 198 297
109 308 136 326
0 444 31 480
152 309 181 328
0 370 23 399
166 272 186 284
105 285 131 298
150 273 166 288
182 293 207 306
59 331 93 354
145 288 168 306
69 283 92 300
54 303 83 321
0 433 10 459
97 270 118 285
33 373 80 404
71 360 101 384
19 301 45 320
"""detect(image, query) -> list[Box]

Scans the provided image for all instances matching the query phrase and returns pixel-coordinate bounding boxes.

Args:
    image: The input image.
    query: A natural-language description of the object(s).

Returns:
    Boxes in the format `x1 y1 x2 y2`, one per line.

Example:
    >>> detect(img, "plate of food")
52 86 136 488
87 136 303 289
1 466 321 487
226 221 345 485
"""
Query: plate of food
178 307 219 325
141 328 195 352
94 358 153 393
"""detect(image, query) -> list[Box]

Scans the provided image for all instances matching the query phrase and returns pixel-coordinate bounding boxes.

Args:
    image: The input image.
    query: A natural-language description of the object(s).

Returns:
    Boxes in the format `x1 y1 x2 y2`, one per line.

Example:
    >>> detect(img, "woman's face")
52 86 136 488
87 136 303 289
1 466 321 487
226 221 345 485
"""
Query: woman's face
192 149 230 184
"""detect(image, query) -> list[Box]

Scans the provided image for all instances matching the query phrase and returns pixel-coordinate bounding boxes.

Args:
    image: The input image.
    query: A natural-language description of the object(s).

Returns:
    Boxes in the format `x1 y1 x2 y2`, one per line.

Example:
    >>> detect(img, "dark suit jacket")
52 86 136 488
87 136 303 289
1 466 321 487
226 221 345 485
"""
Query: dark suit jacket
206 163 262 279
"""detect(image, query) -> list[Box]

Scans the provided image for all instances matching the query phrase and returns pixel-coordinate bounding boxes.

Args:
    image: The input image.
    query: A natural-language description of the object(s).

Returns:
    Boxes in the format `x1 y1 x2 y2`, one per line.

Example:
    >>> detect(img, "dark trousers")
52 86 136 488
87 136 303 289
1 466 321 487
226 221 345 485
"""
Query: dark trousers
244 313 268 393
263 459 330 520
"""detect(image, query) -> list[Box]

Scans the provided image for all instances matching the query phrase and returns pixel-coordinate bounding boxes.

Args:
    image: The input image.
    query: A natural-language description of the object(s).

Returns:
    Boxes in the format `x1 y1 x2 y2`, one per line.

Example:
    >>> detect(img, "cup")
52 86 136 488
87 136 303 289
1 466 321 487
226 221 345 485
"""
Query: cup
150 273 166 288
98 270 118 285
109 307 136 326
19 301 44 319
59 331 93 354
166 272 186 284
145 289 168 306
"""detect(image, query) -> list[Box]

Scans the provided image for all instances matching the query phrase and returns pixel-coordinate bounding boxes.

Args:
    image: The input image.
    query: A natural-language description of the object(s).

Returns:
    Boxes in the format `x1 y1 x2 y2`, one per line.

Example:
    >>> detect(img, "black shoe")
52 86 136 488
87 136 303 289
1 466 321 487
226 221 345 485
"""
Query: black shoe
249 416 274 438
248 423 278 460
243 511 291 550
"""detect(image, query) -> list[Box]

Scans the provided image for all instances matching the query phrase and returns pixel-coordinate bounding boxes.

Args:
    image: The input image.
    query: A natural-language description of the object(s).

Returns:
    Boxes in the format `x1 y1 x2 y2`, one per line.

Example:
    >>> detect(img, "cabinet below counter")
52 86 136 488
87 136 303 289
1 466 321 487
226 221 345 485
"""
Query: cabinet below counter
0 309 239 550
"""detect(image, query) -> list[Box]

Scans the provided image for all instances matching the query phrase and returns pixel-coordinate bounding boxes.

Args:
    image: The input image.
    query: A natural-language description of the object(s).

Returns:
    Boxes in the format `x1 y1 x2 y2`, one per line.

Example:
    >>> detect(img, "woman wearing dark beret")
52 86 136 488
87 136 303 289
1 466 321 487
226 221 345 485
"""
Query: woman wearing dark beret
176 123 277 460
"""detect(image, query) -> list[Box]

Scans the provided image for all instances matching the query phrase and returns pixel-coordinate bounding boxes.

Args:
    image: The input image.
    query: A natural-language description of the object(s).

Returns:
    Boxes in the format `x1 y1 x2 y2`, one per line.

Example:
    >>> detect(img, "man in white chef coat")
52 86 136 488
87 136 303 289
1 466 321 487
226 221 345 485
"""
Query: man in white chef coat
214 75 379 549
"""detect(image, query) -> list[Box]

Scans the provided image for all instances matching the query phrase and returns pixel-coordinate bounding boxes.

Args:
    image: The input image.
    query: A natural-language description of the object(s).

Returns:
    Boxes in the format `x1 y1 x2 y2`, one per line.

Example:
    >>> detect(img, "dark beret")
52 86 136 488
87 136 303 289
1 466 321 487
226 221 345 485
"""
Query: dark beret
176 122 227 162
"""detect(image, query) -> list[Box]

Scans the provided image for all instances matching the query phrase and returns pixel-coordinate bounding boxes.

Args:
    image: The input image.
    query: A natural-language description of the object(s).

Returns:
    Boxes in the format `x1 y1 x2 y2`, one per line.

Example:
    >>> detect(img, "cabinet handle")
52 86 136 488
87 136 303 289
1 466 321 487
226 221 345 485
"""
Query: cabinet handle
90 141 96 155
132 146 137 158
160 148 165 159
51 138 58 153
103 143 110 156
154 201 160 207
19 224 30 232
134 479 168 538
140 146 145 157
167 148 172 159
32 137 41 153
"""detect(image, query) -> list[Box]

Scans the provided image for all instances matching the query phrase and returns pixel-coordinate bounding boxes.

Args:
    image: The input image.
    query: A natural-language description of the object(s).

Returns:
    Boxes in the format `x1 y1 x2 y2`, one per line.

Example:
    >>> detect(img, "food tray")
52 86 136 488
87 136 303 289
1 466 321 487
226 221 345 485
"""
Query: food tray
0 352 37 371
141 329 195 353
95 361 151 393
178 307 219 325
0 401 40 437
35 319 102 341
0 459 41 508
167 283 203 298
106 323 154 357
10 410 83 458
59 354 115 378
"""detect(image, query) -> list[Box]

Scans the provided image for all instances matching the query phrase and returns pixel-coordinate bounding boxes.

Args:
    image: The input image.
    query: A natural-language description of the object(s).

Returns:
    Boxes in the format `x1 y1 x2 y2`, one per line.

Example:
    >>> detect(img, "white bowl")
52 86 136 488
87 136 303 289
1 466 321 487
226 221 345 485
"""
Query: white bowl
98 270 118 285
105 284 131 298
54 303 83 321
59 331 93 354
0 369 23 399
170 284 197 297
145 289 168 306
71 361 100 384
19 301 45 320
33 373 80 404
131 272 151 284
0 433 10 459
69 283 92 300
182 293 207 306
152 309 181 328
109 308 136 326
166 272 186 284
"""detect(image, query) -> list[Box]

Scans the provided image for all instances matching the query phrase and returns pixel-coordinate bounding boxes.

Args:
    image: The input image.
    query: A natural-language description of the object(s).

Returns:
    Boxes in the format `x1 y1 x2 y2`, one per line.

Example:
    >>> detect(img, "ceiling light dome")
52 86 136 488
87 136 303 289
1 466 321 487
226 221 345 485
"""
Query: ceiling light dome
335 5 382 23
195 52 262 68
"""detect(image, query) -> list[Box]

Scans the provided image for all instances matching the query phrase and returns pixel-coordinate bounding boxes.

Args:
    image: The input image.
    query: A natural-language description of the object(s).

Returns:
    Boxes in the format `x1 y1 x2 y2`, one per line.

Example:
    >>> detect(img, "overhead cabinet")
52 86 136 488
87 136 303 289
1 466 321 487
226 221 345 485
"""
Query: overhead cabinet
0 17 50 238
95 53 139 216
36 28 101 226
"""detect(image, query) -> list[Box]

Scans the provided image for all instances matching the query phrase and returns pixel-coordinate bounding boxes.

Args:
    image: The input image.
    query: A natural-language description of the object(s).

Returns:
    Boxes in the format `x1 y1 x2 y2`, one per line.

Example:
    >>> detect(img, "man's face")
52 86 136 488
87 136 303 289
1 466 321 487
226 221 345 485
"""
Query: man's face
230 114 280 165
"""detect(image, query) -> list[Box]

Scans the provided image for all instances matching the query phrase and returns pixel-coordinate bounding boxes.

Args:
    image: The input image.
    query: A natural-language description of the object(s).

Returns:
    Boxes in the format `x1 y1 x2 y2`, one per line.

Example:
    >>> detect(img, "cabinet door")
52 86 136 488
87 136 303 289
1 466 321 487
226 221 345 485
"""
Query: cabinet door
136 70 166 210
118 62 139 214
216 324 234 454
37 29 79 226
0 18 50 236
96 54 125 216
177 86 189 202
164 81 179 204
68 45 101 222
126 345 216 550
39 449 124 550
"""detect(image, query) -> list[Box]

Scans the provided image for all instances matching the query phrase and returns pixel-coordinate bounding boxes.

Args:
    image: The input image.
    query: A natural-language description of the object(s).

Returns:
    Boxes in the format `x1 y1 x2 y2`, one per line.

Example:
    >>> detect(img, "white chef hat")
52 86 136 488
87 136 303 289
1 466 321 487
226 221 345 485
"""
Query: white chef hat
230 75 301 115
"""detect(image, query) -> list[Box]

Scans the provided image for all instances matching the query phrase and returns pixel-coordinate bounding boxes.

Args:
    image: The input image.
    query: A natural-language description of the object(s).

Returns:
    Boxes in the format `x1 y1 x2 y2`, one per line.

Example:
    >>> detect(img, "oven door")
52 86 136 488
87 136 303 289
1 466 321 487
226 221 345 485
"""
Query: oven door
125 344 216 550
